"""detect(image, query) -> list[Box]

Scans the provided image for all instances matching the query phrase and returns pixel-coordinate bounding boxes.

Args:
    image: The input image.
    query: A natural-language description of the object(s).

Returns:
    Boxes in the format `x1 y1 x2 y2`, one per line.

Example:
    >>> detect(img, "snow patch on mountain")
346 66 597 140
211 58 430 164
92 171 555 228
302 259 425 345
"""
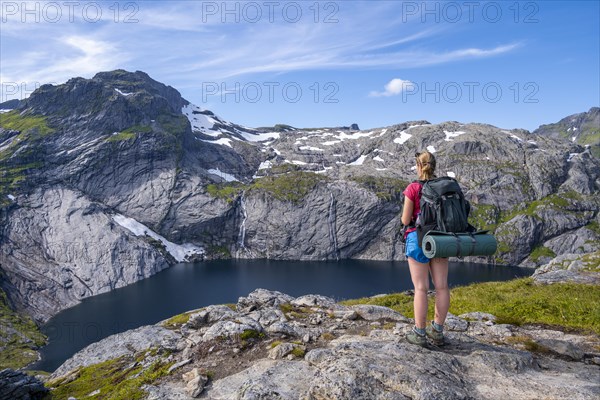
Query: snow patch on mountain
237 130 280 142
199 138 233 148
444 131 466 141
208 169 239 182
299 146 325 152
393 131 412 145
114 88 134 97
112 214 204 262
348 155 367 166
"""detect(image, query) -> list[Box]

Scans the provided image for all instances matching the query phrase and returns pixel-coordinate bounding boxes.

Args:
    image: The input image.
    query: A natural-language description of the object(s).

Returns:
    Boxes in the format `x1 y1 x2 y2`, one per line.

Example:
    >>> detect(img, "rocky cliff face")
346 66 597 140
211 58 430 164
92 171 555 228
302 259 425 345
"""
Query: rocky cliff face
1 70 599 322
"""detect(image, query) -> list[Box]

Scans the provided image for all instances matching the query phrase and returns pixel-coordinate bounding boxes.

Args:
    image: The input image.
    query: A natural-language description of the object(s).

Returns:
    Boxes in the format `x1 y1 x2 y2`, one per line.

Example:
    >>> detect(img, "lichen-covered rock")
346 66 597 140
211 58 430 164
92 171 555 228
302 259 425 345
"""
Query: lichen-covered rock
236 288 294 312
533 252 600 284
51 325 181 378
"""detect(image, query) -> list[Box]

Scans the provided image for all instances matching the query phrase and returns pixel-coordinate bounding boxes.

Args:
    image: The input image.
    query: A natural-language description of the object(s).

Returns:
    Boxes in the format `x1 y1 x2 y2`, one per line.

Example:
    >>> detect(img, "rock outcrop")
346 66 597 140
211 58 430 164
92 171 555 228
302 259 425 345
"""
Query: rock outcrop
532 251 600 284
45 288 600 400
0 369 47 400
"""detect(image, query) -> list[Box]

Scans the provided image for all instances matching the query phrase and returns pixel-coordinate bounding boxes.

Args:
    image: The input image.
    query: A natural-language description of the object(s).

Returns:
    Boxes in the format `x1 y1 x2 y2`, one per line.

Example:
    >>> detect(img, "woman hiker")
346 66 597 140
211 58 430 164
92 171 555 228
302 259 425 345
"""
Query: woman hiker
401 151 448 346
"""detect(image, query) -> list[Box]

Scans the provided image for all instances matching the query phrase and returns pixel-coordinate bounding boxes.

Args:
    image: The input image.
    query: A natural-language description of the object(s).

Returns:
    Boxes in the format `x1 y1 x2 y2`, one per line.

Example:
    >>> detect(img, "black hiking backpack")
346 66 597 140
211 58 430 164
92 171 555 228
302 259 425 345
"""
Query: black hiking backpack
416 177 473 246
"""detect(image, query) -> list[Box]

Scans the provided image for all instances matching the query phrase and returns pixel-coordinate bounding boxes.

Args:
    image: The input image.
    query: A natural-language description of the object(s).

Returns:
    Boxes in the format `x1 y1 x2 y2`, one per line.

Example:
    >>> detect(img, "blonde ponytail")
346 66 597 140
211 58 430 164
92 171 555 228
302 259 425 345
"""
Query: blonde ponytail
416 151 436 180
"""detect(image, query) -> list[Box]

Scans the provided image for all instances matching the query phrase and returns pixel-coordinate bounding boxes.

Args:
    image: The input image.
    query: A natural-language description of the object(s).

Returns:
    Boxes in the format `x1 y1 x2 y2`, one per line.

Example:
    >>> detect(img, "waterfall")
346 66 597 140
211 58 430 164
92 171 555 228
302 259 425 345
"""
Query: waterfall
328 192 340 261
238 192 247 252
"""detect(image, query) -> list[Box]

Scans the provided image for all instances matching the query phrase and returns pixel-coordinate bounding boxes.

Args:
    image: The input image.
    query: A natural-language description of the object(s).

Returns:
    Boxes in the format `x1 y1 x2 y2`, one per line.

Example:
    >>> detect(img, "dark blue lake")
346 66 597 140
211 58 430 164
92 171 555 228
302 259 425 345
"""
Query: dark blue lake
33 259 533 372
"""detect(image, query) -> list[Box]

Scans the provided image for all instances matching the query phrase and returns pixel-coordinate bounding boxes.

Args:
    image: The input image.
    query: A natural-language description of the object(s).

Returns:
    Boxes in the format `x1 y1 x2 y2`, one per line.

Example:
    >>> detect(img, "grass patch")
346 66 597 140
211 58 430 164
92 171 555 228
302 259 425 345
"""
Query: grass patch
581 251 600 272
270 340 283 349
106 131 136 142
529 245 556 262
450 278 600 333
240 329 263 340
106 125 152 142
341 278 600 334
0 110 54 136
206 171 327 204
320 332 335 341
290 347 306 358
279 303 294 314
468 203 500 232
161 310 197 329
206 182 247 203
250 171 327 203
206 245 231 258
45 354 174 400
499 192 576 223
585 220 600 236
0 288 47 370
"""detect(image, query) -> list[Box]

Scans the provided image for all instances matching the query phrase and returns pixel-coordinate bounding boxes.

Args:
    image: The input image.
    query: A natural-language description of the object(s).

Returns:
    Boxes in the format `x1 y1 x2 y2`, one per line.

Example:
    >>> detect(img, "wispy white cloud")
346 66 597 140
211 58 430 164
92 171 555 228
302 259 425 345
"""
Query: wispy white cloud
0 1 522 100
369 79 416 97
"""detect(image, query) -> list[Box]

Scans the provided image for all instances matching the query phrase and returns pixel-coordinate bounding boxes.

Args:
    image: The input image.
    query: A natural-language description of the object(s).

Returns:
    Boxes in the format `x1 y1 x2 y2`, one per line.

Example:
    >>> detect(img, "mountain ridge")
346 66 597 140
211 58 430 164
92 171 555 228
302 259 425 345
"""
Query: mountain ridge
0 70 599 323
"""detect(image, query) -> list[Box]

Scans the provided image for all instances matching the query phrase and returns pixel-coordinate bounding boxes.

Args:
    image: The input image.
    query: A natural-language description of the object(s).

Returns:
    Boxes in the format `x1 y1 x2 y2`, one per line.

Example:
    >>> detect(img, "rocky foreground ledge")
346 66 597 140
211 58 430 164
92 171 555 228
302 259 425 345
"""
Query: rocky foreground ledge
31 288 599 400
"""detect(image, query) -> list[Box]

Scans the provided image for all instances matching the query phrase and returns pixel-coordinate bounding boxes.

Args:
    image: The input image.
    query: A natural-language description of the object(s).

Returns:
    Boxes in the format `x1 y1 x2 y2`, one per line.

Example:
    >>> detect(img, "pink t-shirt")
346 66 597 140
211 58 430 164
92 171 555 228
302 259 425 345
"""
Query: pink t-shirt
402 181 422 237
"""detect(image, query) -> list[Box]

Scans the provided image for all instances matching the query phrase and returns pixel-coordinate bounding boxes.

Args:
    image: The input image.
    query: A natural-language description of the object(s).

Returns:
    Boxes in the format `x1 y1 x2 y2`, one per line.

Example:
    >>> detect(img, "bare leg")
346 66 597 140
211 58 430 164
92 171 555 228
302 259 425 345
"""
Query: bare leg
429 257 450 326
408 257 430 328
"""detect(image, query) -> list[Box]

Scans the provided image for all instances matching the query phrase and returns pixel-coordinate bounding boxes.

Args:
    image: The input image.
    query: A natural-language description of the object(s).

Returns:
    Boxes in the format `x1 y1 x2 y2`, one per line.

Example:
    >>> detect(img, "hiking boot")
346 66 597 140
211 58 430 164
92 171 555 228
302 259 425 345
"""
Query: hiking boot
406 327 427 347
426 322 445 346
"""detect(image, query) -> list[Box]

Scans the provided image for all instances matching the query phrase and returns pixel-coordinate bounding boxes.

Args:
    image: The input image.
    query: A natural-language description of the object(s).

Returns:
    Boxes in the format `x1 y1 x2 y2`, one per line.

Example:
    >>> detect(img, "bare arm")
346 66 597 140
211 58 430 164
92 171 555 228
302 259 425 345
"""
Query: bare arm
401 196 414 226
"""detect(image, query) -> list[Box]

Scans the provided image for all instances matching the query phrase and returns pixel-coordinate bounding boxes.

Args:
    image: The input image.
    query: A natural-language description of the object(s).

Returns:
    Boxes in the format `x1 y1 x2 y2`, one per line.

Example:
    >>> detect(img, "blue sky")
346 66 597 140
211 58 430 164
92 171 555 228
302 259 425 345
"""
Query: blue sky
1 1 599 131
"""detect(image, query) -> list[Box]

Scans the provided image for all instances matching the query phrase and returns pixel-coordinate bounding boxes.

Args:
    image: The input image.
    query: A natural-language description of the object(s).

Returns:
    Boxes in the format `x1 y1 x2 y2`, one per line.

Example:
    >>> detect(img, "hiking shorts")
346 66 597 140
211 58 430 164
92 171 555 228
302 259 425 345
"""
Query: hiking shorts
405 231 430 264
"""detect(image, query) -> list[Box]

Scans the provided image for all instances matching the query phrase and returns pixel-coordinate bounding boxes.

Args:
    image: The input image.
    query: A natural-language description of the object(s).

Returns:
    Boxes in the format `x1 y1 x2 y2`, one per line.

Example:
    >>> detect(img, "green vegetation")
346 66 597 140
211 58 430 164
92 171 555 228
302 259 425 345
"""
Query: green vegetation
578 128 600 146
157 113 189 135
161 309 199 329
269 163 302 175
468 204 500 232
0 111 55 203
290 346 306 358
499 191 578 223
279 303 294 314
0 288 47 370
206 245 231 258
250 171 327 203
341 278 600 334
585 220 600 236
0 110 54 136
106 125 152 142
206 182 247 203
350 176 409 202
529 245 556 262
240 329 263 340
206 170 328 204
106 131 135 142
45 351 174 400
581 251 600 272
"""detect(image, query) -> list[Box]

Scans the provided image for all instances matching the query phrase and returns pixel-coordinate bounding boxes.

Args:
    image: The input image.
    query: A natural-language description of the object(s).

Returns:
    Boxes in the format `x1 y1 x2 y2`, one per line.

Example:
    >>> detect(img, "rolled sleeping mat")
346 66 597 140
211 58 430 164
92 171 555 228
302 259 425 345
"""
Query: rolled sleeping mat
422 231 497 259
